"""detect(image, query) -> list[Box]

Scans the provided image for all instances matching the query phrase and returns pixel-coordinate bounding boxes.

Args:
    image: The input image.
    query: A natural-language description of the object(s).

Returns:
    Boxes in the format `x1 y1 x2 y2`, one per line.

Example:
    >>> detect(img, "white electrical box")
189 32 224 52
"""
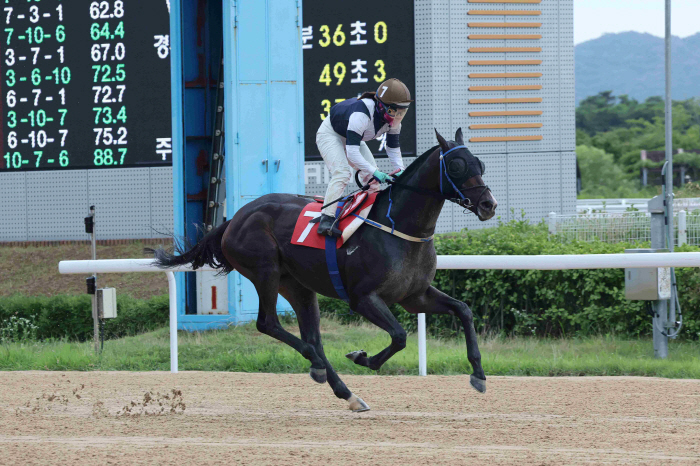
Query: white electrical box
624 249 672 300
196 271 229 315
96 288 117 318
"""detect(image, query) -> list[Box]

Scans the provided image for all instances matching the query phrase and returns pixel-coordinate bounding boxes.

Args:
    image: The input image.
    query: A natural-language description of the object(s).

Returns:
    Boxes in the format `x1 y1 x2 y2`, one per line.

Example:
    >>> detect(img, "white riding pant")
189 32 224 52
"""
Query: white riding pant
316 117 379 216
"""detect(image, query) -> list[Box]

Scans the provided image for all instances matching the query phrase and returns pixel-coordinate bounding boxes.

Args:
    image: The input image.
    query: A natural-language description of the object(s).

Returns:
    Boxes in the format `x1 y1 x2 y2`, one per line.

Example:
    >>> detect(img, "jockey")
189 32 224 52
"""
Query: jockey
316 78 412 237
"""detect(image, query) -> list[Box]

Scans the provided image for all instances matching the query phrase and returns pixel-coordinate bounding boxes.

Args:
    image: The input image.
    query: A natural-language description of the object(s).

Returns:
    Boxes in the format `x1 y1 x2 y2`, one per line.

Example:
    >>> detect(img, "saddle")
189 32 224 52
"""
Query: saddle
291 192 378 249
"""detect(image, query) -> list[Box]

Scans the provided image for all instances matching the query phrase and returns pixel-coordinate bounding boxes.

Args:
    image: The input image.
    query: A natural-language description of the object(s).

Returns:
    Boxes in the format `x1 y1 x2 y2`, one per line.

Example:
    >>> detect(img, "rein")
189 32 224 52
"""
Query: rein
335 144 491 242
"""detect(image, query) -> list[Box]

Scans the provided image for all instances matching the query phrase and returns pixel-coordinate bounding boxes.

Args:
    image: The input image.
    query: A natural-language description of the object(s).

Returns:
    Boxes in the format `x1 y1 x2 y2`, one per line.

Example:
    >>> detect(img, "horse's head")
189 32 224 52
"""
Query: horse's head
434 128 497 221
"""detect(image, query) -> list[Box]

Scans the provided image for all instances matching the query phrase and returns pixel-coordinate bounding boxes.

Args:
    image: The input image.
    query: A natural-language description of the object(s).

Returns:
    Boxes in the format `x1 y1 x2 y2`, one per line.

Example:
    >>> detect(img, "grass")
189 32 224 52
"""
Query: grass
0 241 170 299
1 318 698 378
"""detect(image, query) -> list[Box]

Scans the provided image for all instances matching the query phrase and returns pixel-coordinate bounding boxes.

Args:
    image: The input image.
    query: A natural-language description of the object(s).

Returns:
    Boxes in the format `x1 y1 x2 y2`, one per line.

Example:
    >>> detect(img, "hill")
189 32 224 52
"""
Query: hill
575 32 700 103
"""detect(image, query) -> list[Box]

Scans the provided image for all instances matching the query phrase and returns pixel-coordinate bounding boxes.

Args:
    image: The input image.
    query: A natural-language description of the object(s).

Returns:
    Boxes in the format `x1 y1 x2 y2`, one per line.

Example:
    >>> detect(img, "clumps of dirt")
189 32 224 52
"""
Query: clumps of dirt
15 384 83 415
116 389 186 417
15 383 185 418
92 400 109 418
73 384 85 399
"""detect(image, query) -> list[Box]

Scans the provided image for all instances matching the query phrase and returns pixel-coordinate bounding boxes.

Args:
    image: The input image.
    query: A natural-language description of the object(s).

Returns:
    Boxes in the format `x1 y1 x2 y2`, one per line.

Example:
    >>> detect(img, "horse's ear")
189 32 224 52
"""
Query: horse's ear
434 129 449 153
455 128 464 145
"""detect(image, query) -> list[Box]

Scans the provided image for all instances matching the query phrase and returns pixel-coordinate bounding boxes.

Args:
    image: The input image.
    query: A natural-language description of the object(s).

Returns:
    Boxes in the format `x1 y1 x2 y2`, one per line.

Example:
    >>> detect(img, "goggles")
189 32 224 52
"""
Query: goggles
387 106 408 121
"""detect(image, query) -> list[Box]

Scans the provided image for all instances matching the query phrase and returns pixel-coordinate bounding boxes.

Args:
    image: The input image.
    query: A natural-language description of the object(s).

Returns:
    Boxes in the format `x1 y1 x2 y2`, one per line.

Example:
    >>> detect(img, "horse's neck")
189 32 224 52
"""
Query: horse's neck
371 153 444 238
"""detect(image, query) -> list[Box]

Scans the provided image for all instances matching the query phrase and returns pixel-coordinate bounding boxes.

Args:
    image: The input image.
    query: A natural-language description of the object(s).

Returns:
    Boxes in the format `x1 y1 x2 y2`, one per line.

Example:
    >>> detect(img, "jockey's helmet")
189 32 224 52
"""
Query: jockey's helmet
375 78 412 126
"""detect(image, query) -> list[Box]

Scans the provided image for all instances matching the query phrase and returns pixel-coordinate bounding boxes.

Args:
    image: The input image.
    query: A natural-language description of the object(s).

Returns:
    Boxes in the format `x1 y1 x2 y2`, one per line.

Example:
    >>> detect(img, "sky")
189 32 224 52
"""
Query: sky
574 0 700 44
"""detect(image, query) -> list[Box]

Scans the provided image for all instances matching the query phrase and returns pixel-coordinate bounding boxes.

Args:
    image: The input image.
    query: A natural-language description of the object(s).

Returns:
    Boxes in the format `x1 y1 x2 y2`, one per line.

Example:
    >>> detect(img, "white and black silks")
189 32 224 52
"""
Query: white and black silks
328 97 404 177
316 97 406 217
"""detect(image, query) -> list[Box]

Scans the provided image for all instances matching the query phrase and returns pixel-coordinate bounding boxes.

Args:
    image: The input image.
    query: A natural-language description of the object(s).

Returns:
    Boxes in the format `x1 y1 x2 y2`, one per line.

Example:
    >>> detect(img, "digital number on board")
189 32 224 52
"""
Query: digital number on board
1 0 171 171
302 1 415 159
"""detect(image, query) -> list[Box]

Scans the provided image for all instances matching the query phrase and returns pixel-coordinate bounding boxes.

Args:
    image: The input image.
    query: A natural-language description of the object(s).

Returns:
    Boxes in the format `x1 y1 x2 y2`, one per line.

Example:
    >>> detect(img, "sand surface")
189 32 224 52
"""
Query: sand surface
0 372 698 465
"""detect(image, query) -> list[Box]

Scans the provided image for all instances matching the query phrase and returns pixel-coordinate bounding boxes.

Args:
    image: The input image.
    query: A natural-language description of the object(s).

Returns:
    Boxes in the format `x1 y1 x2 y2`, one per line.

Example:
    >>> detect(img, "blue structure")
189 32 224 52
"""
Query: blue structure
170 0 305 330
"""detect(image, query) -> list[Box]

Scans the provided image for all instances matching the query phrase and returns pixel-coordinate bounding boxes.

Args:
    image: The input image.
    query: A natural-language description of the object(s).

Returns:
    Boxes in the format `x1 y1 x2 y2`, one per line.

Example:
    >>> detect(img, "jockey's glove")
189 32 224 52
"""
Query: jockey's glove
372 170 393 184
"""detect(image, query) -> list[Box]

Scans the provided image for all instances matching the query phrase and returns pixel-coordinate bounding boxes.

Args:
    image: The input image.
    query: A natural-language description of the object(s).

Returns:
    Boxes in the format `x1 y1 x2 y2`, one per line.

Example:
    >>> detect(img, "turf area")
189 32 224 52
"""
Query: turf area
0 242 170 299
1 318 698 378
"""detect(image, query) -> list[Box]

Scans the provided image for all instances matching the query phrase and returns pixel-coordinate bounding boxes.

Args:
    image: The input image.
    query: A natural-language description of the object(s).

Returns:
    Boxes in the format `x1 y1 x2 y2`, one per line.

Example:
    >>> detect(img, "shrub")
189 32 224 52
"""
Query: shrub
320 218 700 340
0 294 169 342
0 316 39 343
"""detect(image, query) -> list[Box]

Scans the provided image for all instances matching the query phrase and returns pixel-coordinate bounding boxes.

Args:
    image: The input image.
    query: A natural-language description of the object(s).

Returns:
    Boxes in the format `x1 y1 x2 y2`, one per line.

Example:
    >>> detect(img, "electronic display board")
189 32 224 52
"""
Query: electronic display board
1 0 171 171
302 1 415 160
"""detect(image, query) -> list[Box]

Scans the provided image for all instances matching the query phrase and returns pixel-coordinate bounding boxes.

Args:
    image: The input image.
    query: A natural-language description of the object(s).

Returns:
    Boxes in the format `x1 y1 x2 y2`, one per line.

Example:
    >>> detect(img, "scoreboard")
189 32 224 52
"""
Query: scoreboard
1 0 171 171
302 1 415 159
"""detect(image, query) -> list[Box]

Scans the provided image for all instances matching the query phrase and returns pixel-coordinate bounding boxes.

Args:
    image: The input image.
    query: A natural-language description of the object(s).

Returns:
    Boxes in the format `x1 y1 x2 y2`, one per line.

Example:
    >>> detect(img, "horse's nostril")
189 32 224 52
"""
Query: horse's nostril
480 199 495 212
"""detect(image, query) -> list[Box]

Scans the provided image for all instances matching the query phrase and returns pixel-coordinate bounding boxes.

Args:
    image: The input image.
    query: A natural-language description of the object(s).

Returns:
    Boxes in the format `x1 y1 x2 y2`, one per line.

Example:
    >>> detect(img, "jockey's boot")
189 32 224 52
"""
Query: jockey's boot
317 214 342 237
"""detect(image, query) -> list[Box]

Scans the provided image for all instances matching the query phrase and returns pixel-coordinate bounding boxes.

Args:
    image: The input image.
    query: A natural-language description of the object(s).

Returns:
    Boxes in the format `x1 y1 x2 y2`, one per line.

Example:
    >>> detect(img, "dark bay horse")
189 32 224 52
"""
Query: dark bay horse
151 128 497 412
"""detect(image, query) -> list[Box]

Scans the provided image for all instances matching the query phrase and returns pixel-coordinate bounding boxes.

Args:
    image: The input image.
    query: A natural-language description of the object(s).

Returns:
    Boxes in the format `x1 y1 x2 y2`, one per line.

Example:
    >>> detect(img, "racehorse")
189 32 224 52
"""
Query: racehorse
150 128 498 412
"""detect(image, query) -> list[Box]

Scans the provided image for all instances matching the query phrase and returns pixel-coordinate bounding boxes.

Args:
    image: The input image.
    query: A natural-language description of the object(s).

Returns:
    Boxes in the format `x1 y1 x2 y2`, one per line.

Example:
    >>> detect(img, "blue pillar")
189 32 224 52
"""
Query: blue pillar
223 0 305 323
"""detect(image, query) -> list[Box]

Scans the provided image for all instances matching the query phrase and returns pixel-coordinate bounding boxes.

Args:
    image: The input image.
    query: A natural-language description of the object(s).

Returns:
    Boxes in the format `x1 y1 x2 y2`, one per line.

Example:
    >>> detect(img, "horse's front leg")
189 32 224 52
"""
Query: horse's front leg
400 285 486 393
346 293 407 371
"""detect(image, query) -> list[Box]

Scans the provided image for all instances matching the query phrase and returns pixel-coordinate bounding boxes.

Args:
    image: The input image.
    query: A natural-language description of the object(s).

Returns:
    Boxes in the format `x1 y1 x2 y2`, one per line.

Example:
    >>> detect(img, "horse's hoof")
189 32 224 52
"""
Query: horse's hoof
470 374 486 394
348 394 370 413
309 367 327 384
345 350 367 363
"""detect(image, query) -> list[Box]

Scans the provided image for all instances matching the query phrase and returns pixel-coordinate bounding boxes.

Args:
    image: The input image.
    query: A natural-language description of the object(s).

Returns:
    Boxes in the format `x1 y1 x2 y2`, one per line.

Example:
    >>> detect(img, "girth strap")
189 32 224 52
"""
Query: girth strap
352 214 433 243
325 201 350 302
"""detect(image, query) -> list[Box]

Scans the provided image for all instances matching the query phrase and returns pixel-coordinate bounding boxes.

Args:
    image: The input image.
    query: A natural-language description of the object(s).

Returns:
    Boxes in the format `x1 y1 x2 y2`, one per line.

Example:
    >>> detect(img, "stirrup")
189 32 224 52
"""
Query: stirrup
317 214 342 237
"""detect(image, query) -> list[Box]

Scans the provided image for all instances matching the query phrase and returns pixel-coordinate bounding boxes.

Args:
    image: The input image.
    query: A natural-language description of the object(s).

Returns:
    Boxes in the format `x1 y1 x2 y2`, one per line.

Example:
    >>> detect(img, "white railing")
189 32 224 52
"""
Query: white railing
59 259 218 374
59 253 700 375
577 197 700 214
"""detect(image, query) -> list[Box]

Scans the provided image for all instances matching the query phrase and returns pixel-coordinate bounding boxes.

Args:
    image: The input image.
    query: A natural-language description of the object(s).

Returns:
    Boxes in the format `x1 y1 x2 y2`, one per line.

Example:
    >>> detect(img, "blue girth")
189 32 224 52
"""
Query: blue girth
325 199 350 302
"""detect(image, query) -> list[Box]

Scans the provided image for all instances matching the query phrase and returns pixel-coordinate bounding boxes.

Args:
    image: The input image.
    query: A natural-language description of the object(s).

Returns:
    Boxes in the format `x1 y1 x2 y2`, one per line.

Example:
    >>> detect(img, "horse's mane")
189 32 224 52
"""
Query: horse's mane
398 144 440 179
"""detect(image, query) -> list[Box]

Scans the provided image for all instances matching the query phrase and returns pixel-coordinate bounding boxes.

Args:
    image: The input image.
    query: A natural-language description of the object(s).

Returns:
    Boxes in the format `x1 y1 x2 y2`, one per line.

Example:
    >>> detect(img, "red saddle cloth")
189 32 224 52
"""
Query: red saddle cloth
291 192 378 249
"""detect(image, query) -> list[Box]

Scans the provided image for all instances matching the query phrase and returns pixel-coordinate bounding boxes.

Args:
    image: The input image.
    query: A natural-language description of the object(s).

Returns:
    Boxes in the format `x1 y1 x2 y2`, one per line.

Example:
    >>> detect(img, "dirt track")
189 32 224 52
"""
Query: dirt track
0 372 698 465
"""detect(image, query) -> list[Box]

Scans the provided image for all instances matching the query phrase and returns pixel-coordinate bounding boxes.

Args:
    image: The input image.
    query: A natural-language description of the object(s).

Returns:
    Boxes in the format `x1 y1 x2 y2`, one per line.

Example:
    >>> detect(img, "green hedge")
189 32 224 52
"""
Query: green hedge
4 218 699 342
0 294 169 342
320 218 700 340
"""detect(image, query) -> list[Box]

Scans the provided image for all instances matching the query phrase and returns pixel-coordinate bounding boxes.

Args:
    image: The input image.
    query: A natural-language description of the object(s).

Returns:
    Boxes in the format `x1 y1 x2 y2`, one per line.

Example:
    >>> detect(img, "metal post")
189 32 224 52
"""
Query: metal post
167 271 179 373
417 313 426 376
649 196 668 359
664 0 675 341
548 212 557 235
89 206 99 354
678 210 687 246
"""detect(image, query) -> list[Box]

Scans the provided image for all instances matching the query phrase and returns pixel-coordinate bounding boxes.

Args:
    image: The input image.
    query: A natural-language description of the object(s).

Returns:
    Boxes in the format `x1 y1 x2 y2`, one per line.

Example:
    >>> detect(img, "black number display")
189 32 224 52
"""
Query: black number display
1 0 171 171
302 1 415 160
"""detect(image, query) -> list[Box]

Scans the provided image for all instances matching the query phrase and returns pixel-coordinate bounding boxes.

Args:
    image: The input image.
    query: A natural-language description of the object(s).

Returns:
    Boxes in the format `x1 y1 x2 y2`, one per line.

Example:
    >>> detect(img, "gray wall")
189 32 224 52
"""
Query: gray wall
0 167 173 241
412 0 576 229
0 0 574 242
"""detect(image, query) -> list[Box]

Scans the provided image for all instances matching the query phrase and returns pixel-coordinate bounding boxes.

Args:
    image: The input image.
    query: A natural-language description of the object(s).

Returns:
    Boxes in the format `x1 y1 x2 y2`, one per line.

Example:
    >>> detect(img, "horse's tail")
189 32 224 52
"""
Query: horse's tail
146 221 234 274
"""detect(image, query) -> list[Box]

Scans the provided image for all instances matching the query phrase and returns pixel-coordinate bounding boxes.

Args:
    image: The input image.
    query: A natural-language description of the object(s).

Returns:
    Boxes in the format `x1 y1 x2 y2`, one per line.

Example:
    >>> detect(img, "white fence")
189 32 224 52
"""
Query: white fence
576 197 700 214
549 210 700 246
59 253 700 375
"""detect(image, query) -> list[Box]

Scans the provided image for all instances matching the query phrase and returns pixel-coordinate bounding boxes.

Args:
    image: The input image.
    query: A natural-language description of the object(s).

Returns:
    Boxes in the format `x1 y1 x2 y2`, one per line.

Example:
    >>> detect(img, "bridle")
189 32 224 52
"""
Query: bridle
352 144 491 213
438 145 490 212
352 145 491 215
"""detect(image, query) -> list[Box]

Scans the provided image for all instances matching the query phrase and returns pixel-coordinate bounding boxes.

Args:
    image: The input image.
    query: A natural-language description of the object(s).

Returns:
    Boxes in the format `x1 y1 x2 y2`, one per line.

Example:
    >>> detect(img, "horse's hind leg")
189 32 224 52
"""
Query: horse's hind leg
279 277 370 412
250 269 326 374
